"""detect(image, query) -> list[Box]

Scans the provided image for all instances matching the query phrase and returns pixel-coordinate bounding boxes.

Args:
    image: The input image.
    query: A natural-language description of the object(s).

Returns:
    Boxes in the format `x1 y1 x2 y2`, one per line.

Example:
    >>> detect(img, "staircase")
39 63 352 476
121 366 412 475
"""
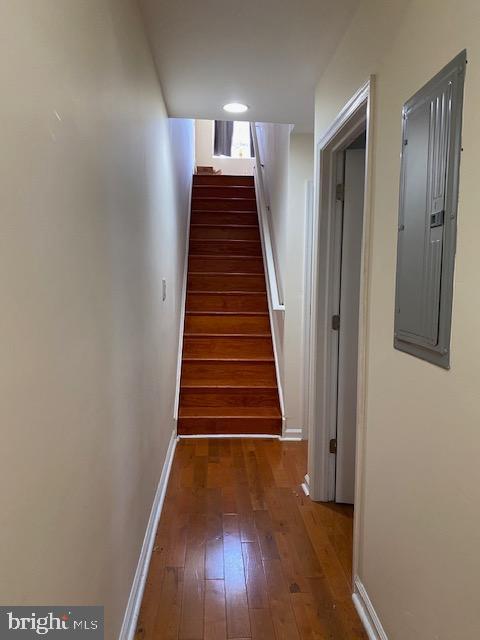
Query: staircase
178 173 282 435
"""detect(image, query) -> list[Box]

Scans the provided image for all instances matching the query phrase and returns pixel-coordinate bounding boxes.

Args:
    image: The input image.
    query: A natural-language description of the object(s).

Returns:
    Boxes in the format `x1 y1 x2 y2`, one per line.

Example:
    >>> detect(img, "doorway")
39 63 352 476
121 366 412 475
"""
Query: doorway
334 134 366 503
306 80 373 586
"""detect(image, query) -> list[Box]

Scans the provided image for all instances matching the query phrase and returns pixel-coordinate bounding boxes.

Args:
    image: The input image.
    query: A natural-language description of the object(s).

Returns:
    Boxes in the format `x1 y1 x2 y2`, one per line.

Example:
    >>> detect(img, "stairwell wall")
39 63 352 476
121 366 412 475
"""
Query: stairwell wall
285 134 314 436
255 124 314 435
0 1 194 638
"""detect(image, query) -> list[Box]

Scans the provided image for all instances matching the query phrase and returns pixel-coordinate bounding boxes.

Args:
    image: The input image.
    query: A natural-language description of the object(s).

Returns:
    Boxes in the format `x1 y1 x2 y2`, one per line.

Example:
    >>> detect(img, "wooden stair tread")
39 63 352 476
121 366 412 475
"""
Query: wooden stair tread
188 253 263 263
191 209 257 213
186 311 268 316
186 293 268 313
190 239 260 243
184 332 271 337
183 335 273 359
190 224 258 228
193 174 254 181
193 185 255 190
181 384 278 390
188 271 264 275
181 361 276 386
179 406 281 418
183 357 274 362
192 197 256 202
191 212 258 226
181 385 278 391
187 290 265 295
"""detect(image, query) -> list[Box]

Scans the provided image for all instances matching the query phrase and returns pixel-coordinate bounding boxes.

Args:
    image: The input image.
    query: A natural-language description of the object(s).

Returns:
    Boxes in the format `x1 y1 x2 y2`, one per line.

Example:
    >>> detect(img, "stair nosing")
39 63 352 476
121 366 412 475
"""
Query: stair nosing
182 357 274 363
190 224 259 229
185 311 268 316
180 384 278 390
193 185 254 189
188 271 265 276
180 416 280 419
190 239 260 244
192 196 256 201
191 210 257 214
183 332 272 338
187 291 266 295
184 333 272 340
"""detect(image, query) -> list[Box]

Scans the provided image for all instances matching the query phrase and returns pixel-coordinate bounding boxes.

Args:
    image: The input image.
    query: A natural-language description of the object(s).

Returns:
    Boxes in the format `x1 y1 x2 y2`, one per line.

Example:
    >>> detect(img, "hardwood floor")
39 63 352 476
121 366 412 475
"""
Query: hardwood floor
178 174 281 436
135 438 367 640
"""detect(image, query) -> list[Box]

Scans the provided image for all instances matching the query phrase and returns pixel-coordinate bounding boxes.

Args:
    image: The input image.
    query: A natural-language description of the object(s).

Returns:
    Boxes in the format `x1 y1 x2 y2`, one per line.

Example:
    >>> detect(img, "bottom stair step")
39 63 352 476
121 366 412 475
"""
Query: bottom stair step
178 416 282 435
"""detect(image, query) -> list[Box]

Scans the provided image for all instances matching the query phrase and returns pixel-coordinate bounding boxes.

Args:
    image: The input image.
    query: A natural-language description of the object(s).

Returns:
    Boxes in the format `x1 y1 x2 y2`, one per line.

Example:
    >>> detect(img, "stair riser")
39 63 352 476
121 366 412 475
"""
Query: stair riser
189 240 262 256
180 387 279 409
188 274 266 292
193 186 256 198
185 315 270 334
188 256 264 274
180 388 280 408
186 293 268 312
190 226 260 241
183 336 273 359
181 361 277 386
191 212 258 226
178 417 281 435
192 198 257 212
193 175 254 187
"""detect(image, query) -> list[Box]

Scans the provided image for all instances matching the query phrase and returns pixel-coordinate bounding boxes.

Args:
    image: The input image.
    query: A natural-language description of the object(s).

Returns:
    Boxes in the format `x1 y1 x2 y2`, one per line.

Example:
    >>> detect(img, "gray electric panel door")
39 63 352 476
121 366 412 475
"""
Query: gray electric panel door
394 51 466 368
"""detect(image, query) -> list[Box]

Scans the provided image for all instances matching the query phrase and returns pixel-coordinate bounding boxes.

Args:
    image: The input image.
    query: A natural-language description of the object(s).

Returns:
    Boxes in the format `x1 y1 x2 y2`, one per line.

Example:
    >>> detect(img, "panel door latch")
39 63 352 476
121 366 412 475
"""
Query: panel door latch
332 314 340 331
430 209 445 228
329 438 337 454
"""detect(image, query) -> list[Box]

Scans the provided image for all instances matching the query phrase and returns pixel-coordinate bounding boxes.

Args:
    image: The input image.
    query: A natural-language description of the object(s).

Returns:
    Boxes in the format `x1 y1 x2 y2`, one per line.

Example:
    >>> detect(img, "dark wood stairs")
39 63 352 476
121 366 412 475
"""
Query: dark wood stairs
178 173 282 435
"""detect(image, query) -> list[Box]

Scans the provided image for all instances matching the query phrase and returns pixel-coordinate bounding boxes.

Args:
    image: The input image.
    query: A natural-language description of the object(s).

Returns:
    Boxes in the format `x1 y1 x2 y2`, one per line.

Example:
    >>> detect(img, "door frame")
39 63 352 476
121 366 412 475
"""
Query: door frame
306 77 375 574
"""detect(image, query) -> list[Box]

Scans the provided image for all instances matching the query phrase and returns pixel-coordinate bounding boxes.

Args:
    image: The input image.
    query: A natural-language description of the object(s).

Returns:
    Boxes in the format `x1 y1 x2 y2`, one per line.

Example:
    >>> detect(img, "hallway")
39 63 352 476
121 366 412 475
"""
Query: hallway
135 439 366 639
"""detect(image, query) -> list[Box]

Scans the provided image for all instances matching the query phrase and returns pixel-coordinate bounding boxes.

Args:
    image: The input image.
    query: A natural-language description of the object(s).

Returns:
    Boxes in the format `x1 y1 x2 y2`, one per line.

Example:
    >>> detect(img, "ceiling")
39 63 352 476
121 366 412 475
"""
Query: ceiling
138 0 359 133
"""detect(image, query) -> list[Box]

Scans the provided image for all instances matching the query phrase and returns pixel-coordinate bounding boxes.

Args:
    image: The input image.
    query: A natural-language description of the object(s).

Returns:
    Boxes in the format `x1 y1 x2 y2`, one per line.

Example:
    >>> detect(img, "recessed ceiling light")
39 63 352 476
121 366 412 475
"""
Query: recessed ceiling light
223 102 249 114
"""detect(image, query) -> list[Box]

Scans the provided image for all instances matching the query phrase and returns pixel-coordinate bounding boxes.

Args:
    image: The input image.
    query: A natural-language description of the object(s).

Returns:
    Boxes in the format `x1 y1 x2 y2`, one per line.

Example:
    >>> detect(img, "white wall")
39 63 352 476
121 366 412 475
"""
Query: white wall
284 134 314 435
254 125 313 433
314 0 480 637
0 2 194 638
195 119 254 175
255 122 291 302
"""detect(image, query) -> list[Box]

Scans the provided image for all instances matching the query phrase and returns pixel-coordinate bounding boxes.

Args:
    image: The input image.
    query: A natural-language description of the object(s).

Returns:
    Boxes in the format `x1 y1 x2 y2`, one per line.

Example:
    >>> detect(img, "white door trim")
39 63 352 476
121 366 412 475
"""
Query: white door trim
301 179 315 440
307 78 375 582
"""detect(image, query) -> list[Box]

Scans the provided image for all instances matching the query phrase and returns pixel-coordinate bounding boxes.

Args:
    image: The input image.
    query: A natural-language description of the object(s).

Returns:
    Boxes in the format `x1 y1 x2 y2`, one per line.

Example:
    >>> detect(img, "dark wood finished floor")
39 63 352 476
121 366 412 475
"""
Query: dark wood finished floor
135 438 367 640
178 174 281 435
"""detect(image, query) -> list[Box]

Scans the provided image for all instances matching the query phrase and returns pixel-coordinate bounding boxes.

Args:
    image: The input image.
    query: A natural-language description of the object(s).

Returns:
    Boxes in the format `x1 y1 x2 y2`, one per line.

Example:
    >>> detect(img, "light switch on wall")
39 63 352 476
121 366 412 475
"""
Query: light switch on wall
162 278 167 302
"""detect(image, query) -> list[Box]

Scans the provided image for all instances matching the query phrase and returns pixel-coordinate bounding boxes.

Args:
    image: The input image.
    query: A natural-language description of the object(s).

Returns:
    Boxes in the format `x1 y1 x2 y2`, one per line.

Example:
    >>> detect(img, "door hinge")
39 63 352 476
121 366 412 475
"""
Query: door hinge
335 183 344 202
329 438 337 454
332 314 340 331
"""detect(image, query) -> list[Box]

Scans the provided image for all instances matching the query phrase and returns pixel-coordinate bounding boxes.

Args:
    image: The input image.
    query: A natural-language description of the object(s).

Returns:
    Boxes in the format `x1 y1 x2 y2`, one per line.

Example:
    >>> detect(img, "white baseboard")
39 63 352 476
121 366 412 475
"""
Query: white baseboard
119 430 178 640
281 427 303 441
352 576 388 640
301 473 310 496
